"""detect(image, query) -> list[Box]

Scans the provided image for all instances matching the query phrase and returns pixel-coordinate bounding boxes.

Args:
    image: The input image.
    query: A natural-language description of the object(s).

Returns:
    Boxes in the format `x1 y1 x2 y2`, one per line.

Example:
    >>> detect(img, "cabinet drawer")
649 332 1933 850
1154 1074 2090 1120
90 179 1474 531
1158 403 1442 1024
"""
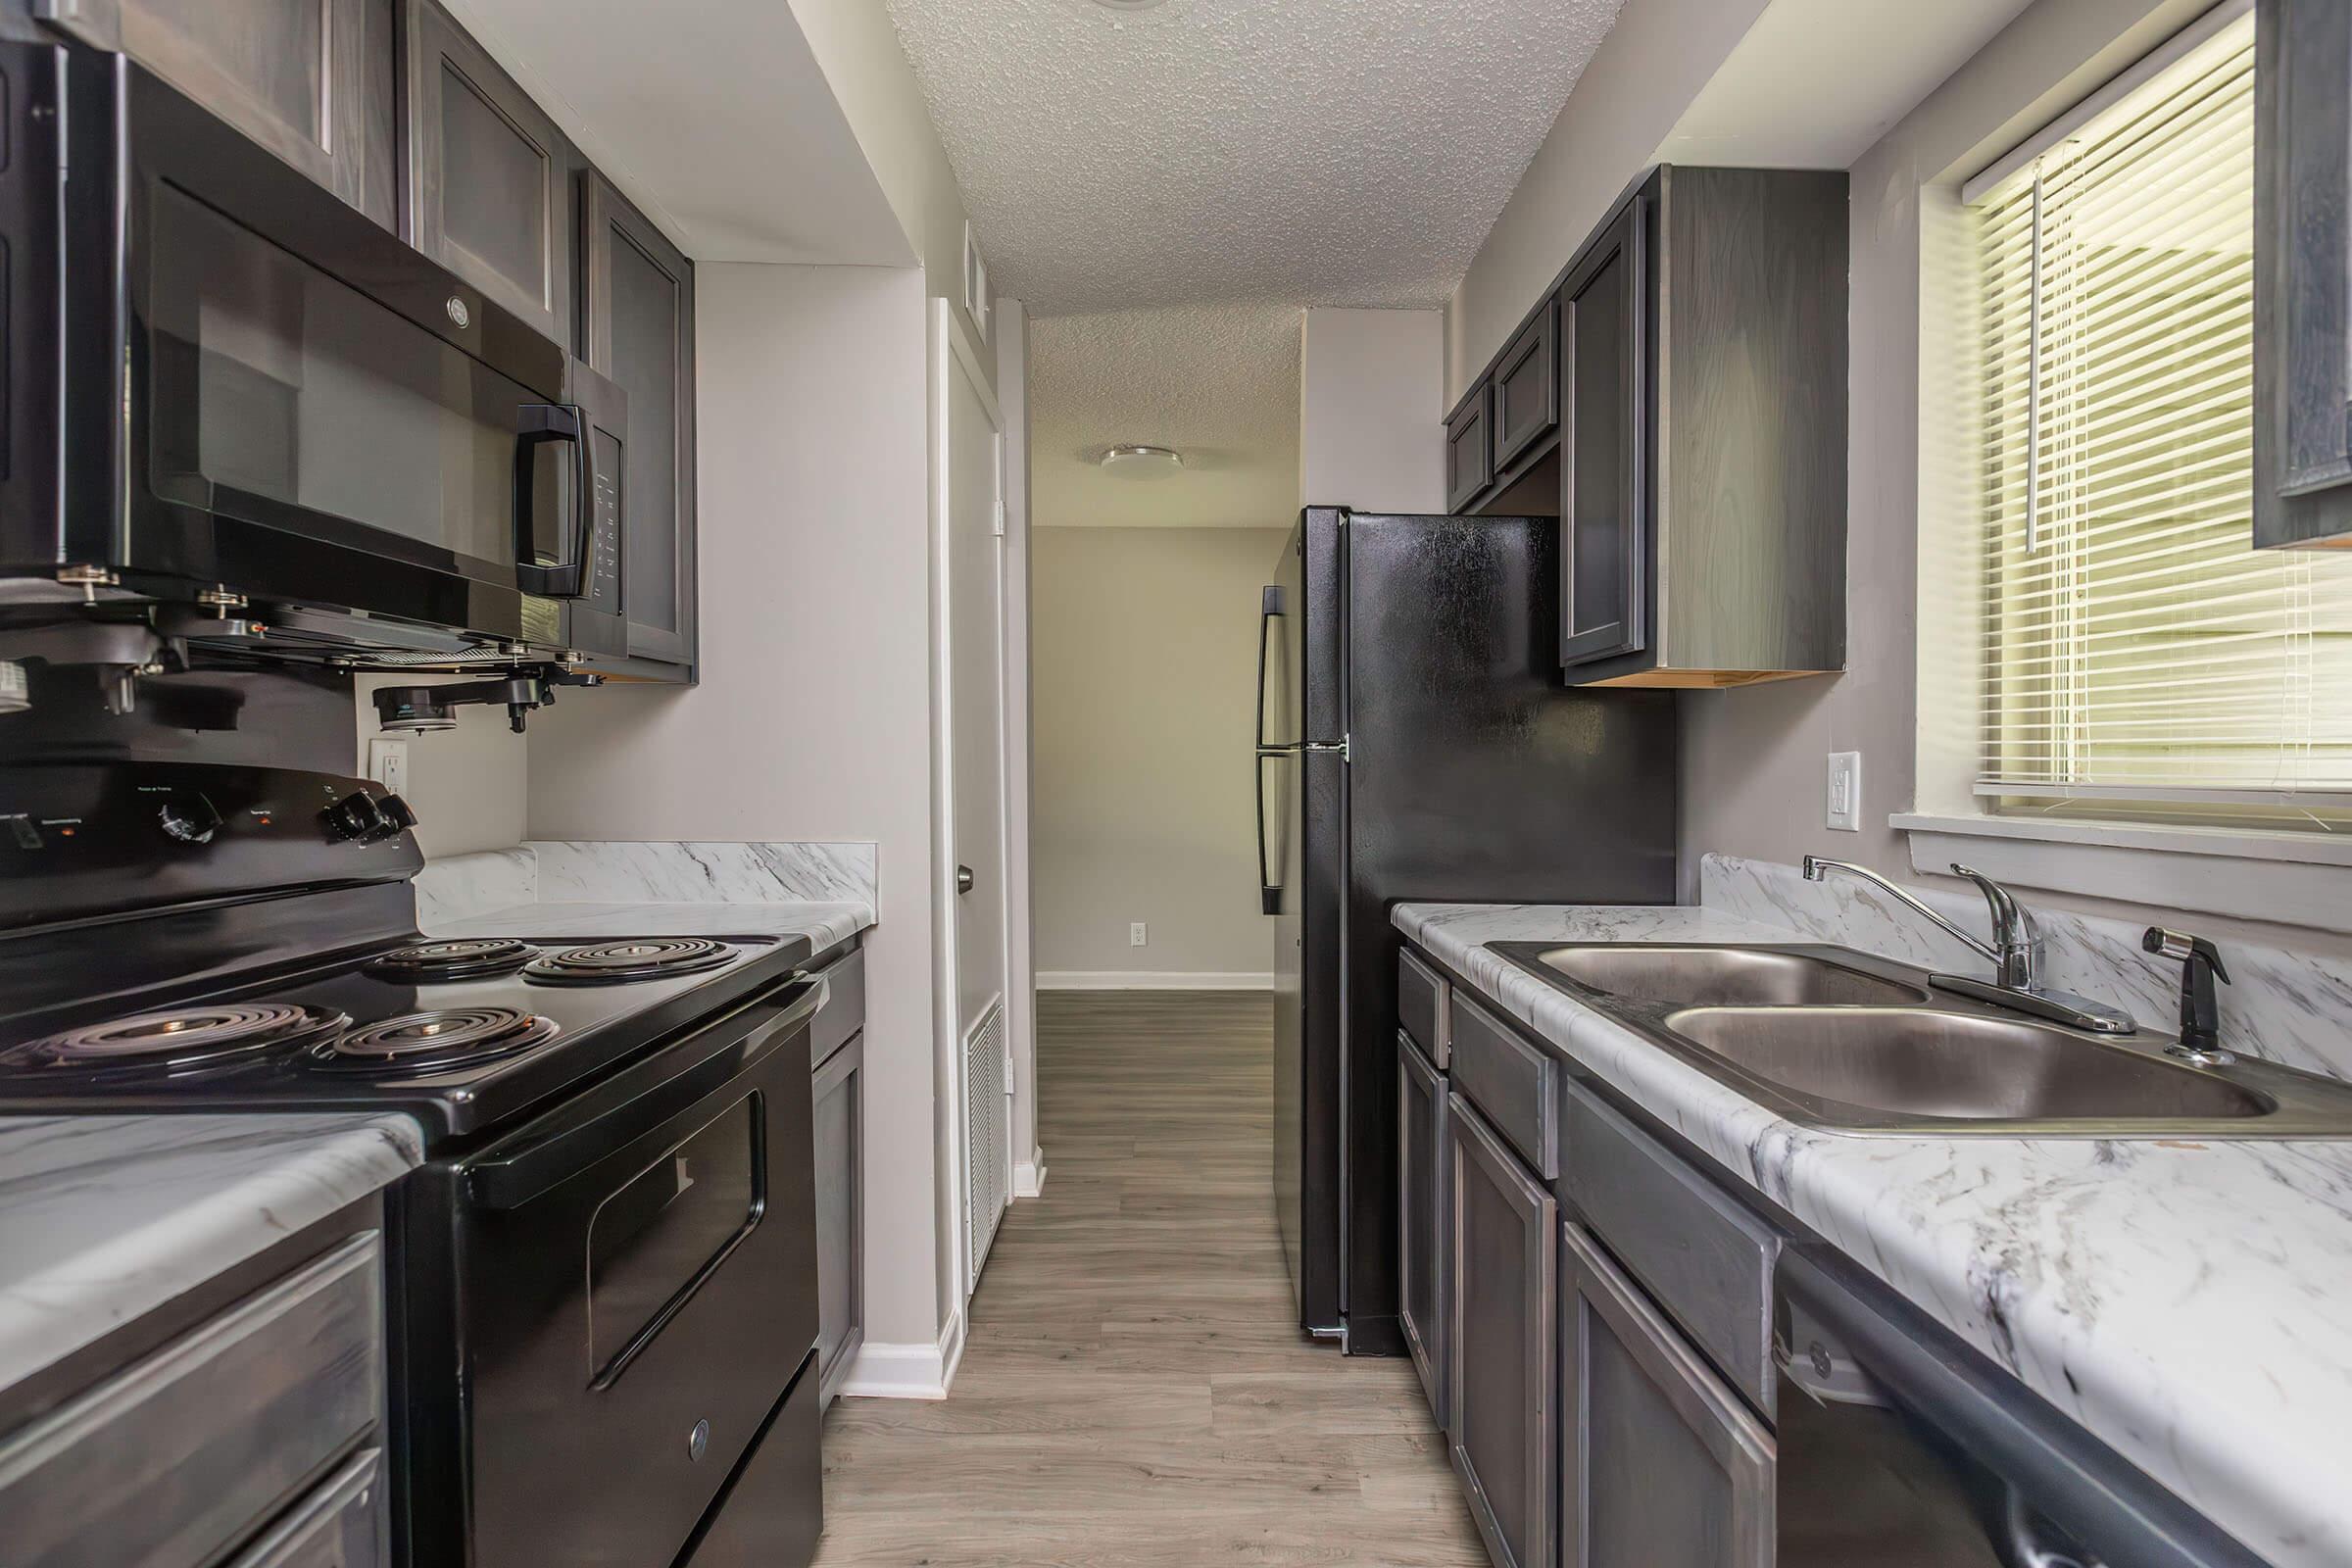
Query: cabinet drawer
1562 1081 1779 1414
809 947 866 1071
0 1233 382 1568
1397 948 1448 1067
1447 992 1558 1179
223 1449 384 1568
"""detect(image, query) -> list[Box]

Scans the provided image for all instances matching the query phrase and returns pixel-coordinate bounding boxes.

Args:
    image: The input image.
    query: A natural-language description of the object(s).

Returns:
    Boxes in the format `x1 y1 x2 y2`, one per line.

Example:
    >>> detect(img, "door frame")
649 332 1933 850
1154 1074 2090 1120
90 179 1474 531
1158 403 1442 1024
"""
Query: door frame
929 296 1017 1305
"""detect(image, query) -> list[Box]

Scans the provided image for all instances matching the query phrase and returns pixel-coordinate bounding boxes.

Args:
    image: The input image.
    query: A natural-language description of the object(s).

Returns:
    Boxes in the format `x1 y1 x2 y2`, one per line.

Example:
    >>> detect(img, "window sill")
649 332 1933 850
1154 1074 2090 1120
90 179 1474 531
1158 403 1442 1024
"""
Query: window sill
1889 811 2352 934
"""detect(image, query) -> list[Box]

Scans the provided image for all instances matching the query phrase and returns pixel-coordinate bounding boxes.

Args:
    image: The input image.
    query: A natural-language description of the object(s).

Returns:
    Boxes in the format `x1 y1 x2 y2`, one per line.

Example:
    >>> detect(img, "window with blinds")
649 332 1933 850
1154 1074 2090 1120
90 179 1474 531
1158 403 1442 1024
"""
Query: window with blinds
1970 6 2352 830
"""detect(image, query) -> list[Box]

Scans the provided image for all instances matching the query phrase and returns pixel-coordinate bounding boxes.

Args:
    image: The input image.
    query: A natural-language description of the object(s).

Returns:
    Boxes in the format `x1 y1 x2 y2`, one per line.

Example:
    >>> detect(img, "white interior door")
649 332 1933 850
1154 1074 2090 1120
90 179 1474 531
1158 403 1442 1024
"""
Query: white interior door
936 301 1013 1298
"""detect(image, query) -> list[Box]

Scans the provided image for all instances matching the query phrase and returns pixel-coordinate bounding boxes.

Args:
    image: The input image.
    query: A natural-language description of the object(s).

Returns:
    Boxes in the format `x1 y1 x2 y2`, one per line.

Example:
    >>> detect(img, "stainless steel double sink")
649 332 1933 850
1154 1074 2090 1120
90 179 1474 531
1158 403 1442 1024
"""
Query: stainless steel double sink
1485 941 2352 1137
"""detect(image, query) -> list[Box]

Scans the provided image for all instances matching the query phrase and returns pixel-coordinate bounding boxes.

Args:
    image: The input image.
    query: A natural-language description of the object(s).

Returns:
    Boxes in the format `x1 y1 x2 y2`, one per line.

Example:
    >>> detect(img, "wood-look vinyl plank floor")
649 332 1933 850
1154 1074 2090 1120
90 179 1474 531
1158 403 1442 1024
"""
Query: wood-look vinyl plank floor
810 990 1484 1566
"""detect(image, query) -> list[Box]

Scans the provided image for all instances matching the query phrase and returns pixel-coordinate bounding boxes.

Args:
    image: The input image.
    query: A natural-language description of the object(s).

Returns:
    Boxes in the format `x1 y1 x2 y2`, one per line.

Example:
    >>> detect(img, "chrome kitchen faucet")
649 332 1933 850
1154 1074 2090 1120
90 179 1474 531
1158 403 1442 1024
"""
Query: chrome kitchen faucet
1800 857 2136 1035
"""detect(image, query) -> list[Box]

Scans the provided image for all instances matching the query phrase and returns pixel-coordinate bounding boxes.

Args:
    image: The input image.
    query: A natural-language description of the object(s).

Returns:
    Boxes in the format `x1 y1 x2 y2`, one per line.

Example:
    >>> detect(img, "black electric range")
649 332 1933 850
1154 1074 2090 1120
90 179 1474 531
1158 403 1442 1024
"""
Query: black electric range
0 760 828 1568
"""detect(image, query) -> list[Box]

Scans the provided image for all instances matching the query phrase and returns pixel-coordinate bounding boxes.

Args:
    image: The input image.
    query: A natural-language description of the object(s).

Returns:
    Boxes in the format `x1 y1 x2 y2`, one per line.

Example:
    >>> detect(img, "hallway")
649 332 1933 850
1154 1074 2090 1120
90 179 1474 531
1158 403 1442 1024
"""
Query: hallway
811 991 1485 1565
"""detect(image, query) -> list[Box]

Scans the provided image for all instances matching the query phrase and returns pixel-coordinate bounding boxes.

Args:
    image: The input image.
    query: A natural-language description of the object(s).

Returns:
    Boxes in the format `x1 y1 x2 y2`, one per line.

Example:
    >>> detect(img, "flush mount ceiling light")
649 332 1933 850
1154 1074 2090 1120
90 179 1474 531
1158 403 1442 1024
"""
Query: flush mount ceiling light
1099 444 1184 478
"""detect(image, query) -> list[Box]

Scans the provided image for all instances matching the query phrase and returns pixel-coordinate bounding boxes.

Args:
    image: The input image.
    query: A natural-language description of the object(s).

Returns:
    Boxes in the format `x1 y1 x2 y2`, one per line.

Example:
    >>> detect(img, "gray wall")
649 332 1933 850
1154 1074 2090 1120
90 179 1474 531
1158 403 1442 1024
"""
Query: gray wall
1679 0 2352 954
1032 525 1291 981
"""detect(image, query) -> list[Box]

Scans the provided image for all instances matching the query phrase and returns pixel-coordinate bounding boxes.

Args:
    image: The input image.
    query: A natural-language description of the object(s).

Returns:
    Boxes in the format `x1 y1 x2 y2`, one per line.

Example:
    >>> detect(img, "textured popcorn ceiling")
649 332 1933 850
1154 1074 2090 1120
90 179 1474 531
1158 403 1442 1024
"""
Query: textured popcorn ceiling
1030 304 1300 528
886 0 1628 315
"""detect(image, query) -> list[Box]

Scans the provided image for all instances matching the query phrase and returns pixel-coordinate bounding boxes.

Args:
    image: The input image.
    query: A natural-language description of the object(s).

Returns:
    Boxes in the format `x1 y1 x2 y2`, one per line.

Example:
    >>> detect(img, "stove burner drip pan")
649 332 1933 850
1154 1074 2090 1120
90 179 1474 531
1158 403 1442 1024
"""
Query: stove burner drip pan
5 1004 352 1076
317 1006 560 1074
522 938 733 986
366 939 539 982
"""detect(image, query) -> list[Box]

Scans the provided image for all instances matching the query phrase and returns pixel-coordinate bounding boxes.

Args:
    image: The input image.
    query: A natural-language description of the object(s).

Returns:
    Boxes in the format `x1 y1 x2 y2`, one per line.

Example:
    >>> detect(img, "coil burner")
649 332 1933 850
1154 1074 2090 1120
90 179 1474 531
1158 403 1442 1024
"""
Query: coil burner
3 1004 352 1077
521 938 734 986
315 1006 560 1074
366 939 540 983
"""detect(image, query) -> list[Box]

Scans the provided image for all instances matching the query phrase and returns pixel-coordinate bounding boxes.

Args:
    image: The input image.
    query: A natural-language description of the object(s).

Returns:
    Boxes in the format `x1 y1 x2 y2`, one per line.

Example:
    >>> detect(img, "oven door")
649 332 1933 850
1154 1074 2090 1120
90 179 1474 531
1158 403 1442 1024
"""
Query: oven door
449 977 821 1568
18 47 626 658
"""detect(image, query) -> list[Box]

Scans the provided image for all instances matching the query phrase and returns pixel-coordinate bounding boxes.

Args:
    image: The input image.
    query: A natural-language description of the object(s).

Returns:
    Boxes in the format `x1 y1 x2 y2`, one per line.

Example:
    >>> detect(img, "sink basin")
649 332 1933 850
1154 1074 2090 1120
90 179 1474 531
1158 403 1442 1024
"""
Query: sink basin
1663 1007 2272 1123
1515 945 1930 1007
1482 937 2352 1136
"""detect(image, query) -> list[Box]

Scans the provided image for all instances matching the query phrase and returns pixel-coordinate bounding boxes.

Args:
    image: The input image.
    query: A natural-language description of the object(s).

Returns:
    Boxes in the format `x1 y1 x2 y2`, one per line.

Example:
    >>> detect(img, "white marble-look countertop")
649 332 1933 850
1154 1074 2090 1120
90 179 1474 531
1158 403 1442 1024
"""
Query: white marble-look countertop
416 841 877 954
426 898 872 952
0 1113 423 1405
1396 901 2352 1568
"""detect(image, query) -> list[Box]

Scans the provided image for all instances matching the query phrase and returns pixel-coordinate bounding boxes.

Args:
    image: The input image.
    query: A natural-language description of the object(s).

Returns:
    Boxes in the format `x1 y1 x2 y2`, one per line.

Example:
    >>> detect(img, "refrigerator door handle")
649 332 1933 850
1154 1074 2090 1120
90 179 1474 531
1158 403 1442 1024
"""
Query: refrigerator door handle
1255 751 1282 915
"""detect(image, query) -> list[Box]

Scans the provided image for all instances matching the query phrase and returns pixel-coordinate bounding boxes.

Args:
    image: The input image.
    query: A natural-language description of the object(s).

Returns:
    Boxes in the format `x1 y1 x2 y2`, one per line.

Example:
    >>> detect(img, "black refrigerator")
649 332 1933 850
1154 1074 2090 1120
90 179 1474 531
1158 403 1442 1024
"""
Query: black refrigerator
1258 506 1678 1352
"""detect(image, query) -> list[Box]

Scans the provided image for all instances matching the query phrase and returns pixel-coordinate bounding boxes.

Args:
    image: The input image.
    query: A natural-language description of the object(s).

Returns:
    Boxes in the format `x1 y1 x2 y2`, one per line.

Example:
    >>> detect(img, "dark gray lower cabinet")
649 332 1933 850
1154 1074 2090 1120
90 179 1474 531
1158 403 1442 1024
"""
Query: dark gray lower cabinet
1560 1221 1774 1568
1446 1093 1556 1568
1397 1034 1446 1425
812 1031 864 1407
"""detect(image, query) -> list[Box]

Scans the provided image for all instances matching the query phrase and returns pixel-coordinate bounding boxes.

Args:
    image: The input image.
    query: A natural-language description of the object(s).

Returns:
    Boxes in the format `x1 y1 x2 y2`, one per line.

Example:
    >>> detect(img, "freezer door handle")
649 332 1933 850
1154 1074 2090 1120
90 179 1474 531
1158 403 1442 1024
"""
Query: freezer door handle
1256 584 1285 752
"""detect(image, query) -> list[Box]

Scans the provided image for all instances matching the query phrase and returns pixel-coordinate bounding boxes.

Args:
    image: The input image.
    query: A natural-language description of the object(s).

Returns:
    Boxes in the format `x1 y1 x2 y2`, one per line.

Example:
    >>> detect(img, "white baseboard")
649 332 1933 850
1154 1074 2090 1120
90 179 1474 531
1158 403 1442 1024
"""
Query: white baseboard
837 1303 965 1400
1013 1148 1047 1199
1037 970 1274 990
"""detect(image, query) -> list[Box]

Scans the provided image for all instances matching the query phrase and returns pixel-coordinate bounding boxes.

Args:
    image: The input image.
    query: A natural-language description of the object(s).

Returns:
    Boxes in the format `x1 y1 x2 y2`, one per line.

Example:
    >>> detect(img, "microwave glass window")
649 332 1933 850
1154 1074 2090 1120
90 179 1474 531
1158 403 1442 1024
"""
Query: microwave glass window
586 1093 763 1379
144 181 559 571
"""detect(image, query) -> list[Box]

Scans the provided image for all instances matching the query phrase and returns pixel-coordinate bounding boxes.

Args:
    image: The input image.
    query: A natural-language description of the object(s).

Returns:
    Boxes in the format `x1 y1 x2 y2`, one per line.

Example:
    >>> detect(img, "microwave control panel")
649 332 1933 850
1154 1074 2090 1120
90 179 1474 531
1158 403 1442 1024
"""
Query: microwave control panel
588 425 624 616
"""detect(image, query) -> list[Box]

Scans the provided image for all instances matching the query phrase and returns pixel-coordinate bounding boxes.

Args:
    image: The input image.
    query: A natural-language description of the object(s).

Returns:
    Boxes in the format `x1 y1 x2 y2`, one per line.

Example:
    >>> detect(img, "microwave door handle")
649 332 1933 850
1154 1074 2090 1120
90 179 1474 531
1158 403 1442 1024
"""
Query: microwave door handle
513 402 589 597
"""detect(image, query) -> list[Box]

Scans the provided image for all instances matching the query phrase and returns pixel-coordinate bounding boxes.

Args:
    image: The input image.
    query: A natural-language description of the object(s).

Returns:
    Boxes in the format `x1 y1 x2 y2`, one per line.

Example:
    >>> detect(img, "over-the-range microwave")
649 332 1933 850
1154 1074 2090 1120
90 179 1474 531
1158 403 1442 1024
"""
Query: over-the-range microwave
0 37 627 664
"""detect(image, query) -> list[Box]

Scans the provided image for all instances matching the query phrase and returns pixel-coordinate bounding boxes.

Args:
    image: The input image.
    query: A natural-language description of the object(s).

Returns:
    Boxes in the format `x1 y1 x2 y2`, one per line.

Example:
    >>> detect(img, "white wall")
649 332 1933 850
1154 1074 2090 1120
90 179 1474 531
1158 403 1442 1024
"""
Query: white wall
524 263 955 1348
1443 0 1772 404
349 675 529 859
1298 308 1445 514
787 0 992 375
1032 526 1291 984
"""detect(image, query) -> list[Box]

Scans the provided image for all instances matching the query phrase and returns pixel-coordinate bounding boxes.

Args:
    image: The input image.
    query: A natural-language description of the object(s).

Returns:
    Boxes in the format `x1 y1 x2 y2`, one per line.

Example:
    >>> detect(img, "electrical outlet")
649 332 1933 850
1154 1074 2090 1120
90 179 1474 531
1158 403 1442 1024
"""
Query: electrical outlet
1826 751 1861 832
1130 922 1148 948
368 738 410 796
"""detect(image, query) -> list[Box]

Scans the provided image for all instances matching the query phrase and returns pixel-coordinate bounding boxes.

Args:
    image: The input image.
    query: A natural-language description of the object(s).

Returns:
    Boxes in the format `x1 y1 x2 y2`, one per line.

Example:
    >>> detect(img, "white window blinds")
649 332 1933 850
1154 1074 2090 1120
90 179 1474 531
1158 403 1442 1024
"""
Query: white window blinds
1971 8 2352 816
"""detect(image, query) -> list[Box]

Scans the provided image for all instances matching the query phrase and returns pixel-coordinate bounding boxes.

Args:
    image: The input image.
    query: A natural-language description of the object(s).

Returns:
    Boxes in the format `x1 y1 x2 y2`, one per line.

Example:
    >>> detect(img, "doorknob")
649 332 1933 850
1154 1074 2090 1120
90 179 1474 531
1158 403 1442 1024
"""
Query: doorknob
956 864 975 895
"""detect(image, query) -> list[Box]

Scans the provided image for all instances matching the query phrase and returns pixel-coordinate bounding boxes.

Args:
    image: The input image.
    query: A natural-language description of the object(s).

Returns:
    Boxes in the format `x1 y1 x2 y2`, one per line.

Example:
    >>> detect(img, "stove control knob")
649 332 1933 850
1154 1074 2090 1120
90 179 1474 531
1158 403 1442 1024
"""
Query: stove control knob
158 792 222 845
323 791 390 842
375 793 419 836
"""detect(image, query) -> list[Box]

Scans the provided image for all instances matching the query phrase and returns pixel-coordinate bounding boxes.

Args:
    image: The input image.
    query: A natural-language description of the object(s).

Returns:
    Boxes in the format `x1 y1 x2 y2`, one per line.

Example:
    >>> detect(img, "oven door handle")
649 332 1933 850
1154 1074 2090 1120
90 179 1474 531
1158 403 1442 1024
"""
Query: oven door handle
466 975 827 1212
513 401 591 598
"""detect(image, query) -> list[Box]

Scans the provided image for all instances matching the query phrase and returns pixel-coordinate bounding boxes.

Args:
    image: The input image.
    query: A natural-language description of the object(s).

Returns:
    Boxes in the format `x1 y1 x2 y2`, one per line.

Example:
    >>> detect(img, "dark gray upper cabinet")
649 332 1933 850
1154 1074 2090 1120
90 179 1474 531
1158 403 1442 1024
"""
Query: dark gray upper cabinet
1397 1034 1447 1428
1560 1221 1774 1568
2255 0 2352 550
45 0 396 226
581 171 697 673
404 0 574 346
1446 381 1495 514
1459 165 1848 686
1492 299 1559 474
1446 1093 1555 1568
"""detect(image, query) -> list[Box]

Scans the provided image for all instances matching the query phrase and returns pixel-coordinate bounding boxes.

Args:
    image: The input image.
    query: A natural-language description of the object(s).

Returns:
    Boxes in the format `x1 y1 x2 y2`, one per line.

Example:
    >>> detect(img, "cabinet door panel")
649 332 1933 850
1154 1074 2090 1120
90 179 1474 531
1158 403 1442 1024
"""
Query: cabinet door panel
812 1034 863 1407
1398 1034 1447 1426
1446 383 1495 514
405 0 572 344
2255 0 2352 548
582 171 697 669
1561 1221 1773 1568
1560 198 1647 668
1494 300 1559 472
1446 1093 1555 1568
107 0 381 218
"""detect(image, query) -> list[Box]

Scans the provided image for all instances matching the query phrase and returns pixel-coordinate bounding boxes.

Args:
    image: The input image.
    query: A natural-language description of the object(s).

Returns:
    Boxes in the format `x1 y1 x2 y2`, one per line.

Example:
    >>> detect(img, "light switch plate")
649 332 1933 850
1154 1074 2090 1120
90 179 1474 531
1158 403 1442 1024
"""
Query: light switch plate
368 737 409 796
1826 751 1861 832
